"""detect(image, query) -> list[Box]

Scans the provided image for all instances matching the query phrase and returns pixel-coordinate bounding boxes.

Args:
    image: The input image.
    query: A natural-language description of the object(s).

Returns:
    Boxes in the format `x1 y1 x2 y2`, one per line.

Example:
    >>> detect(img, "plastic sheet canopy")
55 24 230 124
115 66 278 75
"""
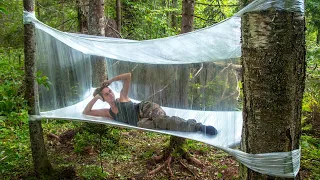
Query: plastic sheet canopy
24 0 304 178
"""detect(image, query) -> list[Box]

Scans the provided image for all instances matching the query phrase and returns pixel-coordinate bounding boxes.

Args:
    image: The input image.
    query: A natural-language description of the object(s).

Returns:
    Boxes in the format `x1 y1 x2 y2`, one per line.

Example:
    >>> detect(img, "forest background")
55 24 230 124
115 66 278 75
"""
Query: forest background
0 0 319 179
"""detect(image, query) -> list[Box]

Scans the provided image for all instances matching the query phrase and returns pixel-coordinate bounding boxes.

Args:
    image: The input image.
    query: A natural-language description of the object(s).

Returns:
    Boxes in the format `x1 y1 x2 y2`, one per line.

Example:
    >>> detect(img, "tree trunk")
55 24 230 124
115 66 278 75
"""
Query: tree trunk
179 0 194 107
36 0 40 19
181 0 194 33
88 0 107 87
116 0 121 33
240 1 306 179
61 0 65 31
23 0 52 177
311 104 320 136
104 0 121 38
171 0 178 29
168 0 195 155
77 0 89 34
317 26 320 45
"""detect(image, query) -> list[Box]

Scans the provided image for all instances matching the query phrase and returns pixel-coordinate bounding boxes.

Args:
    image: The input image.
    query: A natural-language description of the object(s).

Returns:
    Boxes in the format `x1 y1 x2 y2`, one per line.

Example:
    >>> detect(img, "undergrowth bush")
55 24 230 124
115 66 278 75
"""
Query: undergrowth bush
301 135 320 179
0 48 28 127
0 48 32 178
73 124 122 154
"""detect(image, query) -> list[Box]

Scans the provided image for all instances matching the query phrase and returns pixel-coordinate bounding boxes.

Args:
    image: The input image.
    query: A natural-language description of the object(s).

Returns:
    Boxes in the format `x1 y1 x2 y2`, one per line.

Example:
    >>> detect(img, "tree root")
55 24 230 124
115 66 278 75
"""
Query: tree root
148 151 205 177
184 153 204 168
179 160 198 177
147 136 206 178
148 155 173 177
47 129 78 144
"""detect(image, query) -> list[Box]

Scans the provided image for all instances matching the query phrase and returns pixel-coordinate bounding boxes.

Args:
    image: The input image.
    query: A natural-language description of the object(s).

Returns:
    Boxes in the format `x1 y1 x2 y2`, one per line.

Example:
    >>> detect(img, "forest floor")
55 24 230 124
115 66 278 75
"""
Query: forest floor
45 126 239 180
2 120 315 180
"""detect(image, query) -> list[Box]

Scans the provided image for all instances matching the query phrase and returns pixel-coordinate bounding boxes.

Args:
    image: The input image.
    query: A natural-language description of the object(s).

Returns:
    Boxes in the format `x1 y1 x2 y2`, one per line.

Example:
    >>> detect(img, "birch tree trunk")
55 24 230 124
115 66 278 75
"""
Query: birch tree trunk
240 0 306 179
23 0 52 177
88 0 107 87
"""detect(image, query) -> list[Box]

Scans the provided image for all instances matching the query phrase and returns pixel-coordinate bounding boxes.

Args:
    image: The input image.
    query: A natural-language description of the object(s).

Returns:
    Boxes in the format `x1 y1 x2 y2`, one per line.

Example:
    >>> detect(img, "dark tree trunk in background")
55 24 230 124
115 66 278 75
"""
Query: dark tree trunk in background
60 0 65 31
317 26 320 45
23 0 53 177
104 0 121 38
88 0 107 87
168 0 195 155
171 0 178 29
105 18 121 38
240 0 306 179
181 0 194 33
116 0 121 33
179 0 194 108
311 105 320 136
77 0 89 34
36 0 40 18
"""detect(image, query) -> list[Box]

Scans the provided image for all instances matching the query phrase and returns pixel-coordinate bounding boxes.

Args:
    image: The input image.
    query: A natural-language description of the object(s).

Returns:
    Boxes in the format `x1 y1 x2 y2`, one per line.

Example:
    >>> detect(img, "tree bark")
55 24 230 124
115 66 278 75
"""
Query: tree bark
171 0 178 29
311 104 320 136
36 0 40 19
317 26 320 45
240 1 306 179
116 0 121 33
168 0 195 156
181 0 194 33
23 0 52 177
77 0 89 34
88 0 107 87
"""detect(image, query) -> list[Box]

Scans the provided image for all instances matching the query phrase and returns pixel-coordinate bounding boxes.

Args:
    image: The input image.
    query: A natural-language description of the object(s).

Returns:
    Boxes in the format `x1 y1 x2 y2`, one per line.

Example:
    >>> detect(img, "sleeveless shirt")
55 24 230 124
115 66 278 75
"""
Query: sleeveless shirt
109 101 139 126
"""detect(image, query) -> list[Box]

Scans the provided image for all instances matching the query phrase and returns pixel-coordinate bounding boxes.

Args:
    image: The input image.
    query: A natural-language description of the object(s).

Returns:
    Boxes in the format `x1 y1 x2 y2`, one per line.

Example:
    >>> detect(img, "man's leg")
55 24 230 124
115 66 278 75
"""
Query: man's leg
137 101 166 129
138 101 166 118
137 118 155 129
153 116 202 132
138 101 217 135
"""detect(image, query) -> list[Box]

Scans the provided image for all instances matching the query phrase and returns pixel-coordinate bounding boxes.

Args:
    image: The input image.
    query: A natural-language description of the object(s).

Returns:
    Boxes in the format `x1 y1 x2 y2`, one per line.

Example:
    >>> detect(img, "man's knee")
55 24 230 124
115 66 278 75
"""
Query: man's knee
137 118 155 129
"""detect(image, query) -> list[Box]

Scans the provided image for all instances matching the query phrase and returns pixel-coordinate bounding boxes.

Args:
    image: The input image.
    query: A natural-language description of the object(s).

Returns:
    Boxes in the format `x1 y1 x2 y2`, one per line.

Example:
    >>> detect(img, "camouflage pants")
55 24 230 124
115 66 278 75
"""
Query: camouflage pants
137 101 202 132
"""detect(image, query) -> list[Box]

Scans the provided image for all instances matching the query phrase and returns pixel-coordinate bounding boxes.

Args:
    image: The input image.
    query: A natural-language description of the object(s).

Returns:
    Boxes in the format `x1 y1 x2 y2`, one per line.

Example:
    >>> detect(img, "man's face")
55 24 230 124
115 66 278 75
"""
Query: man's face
101 87 115 103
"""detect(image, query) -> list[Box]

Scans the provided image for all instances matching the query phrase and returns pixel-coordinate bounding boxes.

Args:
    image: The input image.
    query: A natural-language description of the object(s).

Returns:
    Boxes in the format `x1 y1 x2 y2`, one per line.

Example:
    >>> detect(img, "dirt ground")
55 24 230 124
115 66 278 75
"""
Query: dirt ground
46 129 239 180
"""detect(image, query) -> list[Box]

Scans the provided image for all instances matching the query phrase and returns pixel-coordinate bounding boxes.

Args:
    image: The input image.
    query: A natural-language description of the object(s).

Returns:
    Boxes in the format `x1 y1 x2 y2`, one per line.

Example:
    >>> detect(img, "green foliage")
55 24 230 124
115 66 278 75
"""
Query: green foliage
301 135 320 179
303 41 320 112
0 48 29 127
306 0 320 28
0 0 7 14
0 120 32 178
36 71 52 90
300 2 320 179
0 1 23 48
121 0 180 40
194 0 239 29
0 47 32 179
36 0 78 32
73 124 121 154
78 165 110 179
185 139 211 155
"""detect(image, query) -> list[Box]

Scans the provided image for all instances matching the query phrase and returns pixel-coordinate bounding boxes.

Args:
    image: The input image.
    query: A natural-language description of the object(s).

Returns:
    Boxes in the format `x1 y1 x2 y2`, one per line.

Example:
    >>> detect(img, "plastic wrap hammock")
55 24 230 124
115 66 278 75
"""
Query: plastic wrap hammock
24 0 304 178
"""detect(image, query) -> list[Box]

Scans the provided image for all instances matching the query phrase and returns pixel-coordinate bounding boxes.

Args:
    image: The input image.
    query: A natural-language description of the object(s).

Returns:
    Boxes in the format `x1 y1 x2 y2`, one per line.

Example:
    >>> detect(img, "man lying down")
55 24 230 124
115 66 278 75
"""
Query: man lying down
83 72 218 135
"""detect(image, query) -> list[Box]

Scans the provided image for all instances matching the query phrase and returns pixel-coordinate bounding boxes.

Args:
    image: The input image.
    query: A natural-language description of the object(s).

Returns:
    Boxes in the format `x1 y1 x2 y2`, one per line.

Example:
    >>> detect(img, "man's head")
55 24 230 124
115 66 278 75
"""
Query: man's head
93 86 115 103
